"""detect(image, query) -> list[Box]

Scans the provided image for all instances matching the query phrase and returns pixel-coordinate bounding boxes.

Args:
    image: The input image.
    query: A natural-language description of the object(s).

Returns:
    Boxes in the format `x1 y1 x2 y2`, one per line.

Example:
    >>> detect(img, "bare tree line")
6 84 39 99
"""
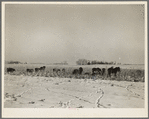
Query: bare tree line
76 59 118 65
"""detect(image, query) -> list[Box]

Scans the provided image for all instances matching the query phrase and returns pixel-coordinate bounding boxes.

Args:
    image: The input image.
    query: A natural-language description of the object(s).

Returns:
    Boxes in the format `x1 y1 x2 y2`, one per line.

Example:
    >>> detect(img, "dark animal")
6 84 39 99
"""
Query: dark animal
79 67 83 74
40 66 46 71
108 67 120 77
72 67 83 75
40 67 43 70
61 68 66 75
26 69 34 73
92 68 96 75
53 68 60 73
35 68 40 72
134 79 139 82
72 69 79 74
62 68 65 72
113 67 120 76
7 68 15 73
108 67 114 77
102 68 106 75
96 68 102 74
53 68 56 72
92 68 101 75
42 66 46 70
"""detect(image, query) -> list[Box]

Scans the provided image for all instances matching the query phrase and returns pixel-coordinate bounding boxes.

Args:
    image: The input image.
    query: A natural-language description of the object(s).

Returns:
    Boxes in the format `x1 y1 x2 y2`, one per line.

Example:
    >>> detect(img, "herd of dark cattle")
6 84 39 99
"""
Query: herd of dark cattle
6 66 121 77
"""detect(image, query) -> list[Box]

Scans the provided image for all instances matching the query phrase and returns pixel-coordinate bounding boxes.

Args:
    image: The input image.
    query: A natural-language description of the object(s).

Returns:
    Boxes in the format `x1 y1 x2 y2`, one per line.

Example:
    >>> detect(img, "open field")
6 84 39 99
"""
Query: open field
4 64 145 108
5 64 145 70
4 75 144 108
4 64 145 82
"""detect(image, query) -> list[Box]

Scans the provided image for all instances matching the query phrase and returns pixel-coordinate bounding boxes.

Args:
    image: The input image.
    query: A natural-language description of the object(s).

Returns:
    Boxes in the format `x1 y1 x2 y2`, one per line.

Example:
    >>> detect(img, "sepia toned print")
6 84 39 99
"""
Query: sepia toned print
2 2 148 118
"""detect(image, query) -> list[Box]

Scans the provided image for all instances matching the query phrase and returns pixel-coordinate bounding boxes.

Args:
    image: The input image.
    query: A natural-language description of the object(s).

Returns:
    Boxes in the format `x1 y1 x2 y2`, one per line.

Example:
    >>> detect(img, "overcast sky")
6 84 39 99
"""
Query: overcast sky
5 4 145 64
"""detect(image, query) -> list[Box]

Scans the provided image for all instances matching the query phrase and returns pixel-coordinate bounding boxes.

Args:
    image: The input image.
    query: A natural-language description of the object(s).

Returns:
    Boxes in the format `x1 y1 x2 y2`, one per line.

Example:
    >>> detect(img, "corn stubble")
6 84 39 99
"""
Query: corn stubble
5 65 145 82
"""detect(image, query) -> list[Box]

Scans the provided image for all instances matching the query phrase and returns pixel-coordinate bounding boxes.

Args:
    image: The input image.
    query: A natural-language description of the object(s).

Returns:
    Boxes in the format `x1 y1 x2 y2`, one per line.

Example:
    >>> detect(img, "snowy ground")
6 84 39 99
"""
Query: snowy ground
4 75 144 108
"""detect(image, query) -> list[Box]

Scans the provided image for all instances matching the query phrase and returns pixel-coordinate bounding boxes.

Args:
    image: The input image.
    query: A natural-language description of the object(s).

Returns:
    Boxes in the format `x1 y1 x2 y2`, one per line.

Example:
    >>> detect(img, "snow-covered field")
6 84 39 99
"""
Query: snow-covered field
4 75 144 108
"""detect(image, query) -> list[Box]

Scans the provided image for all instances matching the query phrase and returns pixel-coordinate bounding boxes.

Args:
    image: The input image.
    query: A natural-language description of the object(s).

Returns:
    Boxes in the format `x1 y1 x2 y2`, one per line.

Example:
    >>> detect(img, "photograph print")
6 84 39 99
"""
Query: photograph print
2 1 148 118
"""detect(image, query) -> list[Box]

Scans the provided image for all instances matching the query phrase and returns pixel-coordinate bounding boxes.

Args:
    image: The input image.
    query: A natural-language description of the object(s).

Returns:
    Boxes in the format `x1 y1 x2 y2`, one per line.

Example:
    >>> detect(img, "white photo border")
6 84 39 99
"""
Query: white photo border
2 1 148 118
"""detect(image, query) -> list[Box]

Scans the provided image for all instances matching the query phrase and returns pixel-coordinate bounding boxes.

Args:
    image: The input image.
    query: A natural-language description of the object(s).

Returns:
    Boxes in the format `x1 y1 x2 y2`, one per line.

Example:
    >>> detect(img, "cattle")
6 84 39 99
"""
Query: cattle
35 68 40 72
26 69 34 73
92 68 96 75
62 68 66 73
35 66 46 72
53 68 56 72
62 68 65 72
72 69 79 75
40 67 43 70
107 67 114 77
108 67 121 77
134 79 139 82
113 67 120 76
53 68 60 73
53 68 61 76
72 67 83 75
7 68 15 73
102 68 106 75
61 68 66 75
96 68 102 74
79 67 83 74
40 66 46 71
43 66 46 70
115 67 120 72
92 68 101 75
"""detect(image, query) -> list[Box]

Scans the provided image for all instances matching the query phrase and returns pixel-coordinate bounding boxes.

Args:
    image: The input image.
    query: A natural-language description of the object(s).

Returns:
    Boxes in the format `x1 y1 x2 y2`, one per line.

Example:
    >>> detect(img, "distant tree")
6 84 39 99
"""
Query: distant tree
62 61 68 65
76 60 81 65
91 60 97 65
76 59 88 65
77 59 116 65
87 61 90 65
8 61 21 64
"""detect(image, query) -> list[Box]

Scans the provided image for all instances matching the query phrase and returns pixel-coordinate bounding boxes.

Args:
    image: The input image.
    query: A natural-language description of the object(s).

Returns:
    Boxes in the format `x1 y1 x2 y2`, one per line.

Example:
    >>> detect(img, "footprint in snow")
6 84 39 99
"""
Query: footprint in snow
55 83 59 85
28 101 35 104
39 99 45 102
